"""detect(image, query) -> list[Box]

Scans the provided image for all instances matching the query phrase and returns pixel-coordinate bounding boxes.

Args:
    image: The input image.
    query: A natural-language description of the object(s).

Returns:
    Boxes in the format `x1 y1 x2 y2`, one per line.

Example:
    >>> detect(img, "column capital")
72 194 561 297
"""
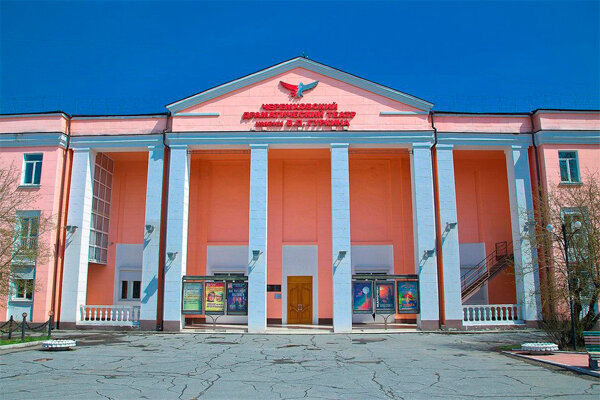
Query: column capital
330 143 349 149
412 142 433 150
147 144 165 152
169 144 188 151
250 144 269 150
72 147 91 153
436 143 454 151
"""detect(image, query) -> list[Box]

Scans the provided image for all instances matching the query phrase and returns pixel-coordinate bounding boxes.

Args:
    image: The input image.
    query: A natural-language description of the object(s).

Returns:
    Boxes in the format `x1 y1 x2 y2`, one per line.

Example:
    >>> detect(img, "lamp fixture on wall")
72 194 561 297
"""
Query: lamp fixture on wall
337 251 347 261
65 225 78 234
252 250 263 261
423 249 435 259
445 222 457 232
145 224 155 234
167 252 178 261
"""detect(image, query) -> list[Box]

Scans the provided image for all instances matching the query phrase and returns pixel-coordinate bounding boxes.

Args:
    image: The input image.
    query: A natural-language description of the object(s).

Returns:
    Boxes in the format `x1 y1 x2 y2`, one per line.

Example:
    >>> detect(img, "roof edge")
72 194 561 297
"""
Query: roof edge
166 57 434 113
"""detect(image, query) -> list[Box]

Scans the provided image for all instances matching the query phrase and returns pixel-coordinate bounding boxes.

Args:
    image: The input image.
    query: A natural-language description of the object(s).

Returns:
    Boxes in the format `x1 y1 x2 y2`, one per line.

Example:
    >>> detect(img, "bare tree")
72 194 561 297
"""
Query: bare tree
528 172 600 348
0 164 54 304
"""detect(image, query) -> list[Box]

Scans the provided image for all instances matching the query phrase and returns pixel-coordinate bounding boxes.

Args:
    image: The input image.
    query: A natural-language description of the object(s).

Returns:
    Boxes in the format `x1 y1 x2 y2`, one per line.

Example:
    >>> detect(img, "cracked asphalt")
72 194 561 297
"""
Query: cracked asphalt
0 331 599 399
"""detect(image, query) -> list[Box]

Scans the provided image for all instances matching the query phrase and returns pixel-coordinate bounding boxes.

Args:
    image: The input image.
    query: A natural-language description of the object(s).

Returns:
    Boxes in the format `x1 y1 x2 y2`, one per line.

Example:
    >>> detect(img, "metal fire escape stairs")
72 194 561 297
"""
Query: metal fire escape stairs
461 241 514 302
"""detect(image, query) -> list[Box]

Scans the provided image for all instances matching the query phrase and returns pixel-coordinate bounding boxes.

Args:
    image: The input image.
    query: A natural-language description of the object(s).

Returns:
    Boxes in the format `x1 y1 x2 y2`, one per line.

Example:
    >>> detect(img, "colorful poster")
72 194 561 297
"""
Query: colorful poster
227 282 248 315
352 281 373 314
375 282 395 312
182 282 203 314
397 281 419 313
205 282 225 314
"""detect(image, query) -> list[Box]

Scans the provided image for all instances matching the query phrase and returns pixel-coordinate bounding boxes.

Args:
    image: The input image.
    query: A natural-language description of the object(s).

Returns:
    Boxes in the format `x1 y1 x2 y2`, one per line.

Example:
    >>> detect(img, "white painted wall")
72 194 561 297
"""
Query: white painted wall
282 245 319 325
113 244 143 305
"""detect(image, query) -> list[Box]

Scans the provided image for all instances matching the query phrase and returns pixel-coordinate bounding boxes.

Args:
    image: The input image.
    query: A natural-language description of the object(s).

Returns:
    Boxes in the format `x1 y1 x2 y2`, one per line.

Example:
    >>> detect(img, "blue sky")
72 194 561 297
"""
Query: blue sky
1 0 599 114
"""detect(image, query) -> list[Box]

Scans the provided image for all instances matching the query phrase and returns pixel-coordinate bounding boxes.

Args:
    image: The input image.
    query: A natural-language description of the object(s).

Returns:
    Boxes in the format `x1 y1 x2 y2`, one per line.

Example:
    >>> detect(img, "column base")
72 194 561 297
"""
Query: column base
418 320 440 331
442 319 464 330
58 321 76 330
139 320 158 331
524 320 540 328
162 320 182 331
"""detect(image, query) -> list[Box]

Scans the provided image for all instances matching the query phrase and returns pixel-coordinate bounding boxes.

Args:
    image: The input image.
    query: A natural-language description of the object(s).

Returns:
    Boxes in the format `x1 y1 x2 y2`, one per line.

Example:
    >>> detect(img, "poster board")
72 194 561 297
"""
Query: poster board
226 282 248 315
204 282 226 314
182 282 204 314
397 281 420 313
375 281 395 313
352 281 373 314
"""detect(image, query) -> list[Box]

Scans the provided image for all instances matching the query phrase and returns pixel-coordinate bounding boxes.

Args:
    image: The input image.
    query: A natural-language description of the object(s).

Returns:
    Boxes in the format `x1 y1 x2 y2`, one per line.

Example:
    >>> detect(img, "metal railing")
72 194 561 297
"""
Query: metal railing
463 304 523 325
461 241 514 301
79 305 140 326
0 313 53 340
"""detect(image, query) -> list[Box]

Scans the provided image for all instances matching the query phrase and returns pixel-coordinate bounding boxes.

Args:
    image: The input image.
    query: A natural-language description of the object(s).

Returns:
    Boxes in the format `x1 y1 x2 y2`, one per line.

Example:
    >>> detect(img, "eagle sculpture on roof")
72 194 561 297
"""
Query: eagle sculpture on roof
280 80 319 98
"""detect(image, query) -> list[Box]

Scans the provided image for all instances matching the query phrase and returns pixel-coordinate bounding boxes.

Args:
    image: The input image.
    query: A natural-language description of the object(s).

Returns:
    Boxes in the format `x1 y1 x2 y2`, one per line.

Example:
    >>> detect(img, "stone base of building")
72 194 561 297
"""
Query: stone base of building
418 320 440 330
162 320 182 331
442 319 464 330
139 319 157 331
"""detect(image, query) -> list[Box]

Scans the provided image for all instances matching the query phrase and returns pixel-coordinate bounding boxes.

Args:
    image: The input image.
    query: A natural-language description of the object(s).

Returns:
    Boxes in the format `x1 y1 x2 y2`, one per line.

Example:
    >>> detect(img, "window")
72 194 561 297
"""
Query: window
559 151 580 183
22 154 43 185
18 215 39 251
89 153 113 264
12 279 33 300
120 280 141 300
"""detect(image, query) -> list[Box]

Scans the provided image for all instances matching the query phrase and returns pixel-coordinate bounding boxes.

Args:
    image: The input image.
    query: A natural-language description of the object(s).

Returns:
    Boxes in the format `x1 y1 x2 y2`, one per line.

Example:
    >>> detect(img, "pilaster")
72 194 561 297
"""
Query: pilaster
139 145 165 330
331 143 352 333
410 143 440 330
162 145 190 331
505 145 541 323
60 148 95 327
248 144 268 333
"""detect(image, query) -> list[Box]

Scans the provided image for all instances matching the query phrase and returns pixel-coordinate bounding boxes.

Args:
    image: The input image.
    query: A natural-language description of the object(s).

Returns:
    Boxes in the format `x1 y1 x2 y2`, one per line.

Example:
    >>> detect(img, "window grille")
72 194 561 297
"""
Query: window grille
89 153 114 264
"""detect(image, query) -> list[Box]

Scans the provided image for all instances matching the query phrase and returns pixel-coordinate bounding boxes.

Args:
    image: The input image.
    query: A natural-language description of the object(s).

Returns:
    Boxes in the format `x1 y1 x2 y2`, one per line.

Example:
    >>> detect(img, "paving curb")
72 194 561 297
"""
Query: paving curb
503 350 600 378
0 341 44 350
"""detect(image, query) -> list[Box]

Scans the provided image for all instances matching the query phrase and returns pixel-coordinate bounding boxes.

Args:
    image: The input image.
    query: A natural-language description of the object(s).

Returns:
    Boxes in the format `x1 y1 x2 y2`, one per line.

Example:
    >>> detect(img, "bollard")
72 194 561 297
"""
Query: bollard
21 313 27 341
7 315 14 339
47 311 54 338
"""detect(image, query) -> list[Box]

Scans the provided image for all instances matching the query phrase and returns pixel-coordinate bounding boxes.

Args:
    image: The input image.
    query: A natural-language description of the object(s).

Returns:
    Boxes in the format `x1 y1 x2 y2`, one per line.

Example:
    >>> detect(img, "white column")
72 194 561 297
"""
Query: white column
435 145 463 328
60 148 95 327
248 144 268 333
331 143 352 333
505 145 541 323
410 143 440 330
162 145 190 330
139 145 164 330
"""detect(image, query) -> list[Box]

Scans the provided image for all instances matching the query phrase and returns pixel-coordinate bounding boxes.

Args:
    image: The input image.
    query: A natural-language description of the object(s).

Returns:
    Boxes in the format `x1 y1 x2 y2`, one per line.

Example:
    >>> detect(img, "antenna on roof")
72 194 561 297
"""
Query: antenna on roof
302 52 308 59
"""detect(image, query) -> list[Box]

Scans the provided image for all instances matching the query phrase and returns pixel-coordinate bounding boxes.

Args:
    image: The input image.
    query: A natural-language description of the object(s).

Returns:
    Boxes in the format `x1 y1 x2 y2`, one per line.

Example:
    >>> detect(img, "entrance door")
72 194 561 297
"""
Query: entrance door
287 276 312 324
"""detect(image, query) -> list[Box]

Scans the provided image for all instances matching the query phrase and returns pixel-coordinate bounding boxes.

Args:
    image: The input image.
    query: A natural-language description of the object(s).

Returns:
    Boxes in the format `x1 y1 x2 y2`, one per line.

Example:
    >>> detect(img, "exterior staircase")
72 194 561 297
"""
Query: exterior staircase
461 241 514 302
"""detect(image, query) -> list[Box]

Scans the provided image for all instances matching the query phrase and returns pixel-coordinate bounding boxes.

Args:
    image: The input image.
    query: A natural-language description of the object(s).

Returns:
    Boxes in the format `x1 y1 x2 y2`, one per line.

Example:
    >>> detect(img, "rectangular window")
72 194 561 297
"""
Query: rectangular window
12 278 33 300
18 215 39 251
89 153 113 264
22 154 43 185
558 151 580 183
120 280 141 300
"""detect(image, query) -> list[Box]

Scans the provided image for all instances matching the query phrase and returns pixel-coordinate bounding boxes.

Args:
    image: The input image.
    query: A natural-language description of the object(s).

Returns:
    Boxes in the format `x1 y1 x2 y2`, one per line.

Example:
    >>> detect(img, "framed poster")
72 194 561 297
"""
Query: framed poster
182 282 203 314
397 281 419 314
352 281 373 314
375 282 395 313
227 282 248 315
205 282 225 314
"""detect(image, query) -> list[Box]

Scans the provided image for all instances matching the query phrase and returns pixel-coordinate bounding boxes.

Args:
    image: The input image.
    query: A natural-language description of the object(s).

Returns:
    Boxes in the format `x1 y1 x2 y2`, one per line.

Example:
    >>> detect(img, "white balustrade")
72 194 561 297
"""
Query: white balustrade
462 304 523 325
79 305 140 326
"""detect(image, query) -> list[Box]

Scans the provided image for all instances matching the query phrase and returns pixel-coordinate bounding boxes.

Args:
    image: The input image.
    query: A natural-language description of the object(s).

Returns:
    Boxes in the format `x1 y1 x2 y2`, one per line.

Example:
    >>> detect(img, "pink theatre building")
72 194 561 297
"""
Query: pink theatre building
1 58 599 332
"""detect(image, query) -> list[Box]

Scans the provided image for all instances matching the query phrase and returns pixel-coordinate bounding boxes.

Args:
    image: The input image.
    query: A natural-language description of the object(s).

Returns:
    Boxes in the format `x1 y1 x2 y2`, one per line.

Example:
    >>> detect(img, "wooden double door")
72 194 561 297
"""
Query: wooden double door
287 276 313 324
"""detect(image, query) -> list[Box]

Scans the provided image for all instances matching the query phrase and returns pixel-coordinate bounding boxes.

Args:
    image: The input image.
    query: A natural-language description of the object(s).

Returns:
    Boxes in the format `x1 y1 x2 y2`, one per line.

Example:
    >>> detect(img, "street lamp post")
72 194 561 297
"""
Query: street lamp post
547 220 582 351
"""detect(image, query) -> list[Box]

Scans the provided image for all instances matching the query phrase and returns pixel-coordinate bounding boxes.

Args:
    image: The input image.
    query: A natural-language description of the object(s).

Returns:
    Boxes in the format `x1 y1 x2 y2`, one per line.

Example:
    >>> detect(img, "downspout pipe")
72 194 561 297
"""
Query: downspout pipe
50 113 71 327
430 111 445 328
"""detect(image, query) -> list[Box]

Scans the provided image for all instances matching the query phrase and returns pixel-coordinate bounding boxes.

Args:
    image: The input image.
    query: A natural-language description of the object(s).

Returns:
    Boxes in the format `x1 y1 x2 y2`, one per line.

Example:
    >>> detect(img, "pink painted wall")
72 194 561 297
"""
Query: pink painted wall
86 152 148 305
268 150 332 320
533 112 600 132
538 143 600 190
186 153 250 279
0 115 68 134
173 67 430 132
453 150 516 304
0 146 66 321
434 114 532 133
349 151 415 273
70 117 167 136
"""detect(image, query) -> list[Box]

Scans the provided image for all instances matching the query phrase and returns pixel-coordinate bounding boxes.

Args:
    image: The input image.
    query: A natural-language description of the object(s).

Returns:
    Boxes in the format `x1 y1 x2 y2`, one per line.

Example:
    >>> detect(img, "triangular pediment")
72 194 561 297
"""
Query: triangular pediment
166 57 433 113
